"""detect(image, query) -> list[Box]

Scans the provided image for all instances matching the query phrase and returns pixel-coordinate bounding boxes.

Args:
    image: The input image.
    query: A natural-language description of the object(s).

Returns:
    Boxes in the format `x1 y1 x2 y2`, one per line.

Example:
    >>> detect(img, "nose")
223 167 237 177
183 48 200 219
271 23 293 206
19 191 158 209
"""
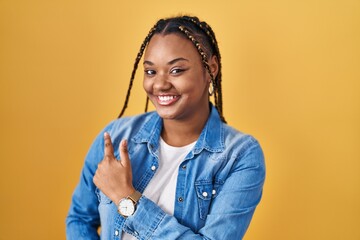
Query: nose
153 73 172 91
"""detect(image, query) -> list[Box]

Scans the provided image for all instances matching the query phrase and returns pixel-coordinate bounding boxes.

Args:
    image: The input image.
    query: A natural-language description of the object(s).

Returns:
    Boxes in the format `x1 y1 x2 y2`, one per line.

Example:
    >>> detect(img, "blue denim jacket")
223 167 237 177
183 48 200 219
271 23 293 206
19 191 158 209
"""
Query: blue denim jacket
66 105 265 239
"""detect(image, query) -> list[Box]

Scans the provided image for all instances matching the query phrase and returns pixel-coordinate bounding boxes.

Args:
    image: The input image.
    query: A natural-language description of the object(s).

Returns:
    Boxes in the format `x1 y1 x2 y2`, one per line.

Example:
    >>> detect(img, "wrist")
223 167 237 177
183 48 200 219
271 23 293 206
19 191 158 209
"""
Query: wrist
113 186 136 204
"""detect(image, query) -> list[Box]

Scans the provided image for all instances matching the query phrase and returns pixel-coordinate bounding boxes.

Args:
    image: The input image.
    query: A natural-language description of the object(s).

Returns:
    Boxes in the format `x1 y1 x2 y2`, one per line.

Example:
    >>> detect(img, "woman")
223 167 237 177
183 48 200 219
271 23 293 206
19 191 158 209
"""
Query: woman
66 16 265 239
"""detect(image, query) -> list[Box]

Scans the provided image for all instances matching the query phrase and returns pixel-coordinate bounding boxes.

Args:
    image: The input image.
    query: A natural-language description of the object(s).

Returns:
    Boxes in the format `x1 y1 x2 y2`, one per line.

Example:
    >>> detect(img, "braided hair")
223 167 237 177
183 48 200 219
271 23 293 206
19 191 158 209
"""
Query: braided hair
117 16 226 123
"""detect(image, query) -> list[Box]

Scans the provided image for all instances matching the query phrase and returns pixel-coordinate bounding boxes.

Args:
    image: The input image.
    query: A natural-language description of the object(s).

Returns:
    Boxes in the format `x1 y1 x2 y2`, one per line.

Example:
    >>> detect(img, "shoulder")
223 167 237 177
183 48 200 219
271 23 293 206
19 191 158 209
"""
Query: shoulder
222 124 259 146
221 123 264 166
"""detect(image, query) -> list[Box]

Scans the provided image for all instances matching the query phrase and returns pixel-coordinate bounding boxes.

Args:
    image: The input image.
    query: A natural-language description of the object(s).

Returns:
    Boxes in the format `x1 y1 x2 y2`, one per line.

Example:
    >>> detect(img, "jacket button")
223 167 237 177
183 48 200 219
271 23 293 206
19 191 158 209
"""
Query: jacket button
178 197 184 202
182 165 187 170
151 165 156 171
212 189 216 195
115 230 119 236
202 192 208 197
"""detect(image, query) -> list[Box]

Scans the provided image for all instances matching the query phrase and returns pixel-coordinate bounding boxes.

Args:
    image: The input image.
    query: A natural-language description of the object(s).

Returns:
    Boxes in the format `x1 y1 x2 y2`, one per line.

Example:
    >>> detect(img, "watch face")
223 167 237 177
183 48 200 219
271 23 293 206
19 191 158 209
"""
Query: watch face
118 198 135 217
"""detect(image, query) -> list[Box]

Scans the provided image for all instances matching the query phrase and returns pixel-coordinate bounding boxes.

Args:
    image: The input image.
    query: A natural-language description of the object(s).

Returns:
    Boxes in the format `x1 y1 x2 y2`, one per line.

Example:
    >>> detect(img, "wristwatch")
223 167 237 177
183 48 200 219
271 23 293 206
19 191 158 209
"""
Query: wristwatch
117 191 142 217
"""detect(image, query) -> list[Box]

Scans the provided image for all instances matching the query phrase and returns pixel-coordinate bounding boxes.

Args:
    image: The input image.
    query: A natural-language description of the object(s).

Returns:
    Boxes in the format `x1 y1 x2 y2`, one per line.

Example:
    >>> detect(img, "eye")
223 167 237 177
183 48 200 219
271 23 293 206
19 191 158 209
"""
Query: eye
144 69 156 76
170 68 185 75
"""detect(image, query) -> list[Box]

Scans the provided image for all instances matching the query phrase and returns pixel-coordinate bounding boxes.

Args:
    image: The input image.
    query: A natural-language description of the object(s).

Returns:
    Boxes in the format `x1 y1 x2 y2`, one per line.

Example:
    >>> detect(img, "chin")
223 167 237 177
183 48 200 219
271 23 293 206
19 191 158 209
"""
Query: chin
156 110 178 120
155 106 187 120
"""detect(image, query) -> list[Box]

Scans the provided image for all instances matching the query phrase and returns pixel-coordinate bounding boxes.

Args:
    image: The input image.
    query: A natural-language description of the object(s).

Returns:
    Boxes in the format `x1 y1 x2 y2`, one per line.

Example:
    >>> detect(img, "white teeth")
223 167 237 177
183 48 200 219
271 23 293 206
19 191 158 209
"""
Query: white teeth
158 96 175 102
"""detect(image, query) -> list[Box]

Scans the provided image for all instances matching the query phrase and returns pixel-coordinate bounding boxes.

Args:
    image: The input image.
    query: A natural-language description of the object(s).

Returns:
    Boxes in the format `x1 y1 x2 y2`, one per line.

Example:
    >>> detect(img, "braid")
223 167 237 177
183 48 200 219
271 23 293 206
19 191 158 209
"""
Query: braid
144 96 149 112
203 23 225 122
179 17 226 122
178 26 218 106
178 26 215 81
117 26 157 118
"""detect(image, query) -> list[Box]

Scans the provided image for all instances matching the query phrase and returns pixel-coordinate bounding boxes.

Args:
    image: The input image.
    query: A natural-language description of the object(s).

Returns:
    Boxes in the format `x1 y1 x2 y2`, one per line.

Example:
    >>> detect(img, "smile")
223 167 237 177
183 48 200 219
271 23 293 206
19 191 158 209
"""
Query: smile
156 95 180 105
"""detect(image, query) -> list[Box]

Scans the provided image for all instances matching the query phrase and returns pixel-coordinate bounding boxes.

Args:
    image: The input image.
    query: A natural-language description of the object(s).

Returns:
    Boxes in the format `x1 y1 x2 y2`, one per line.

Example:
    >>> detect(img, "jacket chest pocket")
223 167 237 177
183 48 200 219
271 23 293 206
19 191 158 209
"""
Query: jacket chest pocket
195 181 219 220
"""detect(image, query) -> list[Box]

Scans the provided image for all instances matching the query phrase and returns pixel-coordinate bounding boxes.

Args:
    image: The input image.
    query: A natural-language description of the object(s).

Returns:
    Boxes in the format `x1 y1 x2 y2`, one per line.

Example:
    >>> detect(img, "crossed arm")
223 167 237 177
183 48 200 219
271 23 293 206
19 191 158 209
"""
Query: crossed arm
66 131 265 239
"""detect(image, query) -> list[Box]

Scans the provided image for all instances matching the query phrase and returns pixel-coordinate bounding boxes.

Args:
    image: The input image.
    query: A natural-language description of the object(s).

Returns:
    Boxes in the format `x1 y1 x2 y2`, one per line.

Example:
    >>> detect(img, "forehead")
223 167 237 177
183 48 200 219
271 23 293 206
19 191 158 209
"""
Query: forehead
144 33 200 62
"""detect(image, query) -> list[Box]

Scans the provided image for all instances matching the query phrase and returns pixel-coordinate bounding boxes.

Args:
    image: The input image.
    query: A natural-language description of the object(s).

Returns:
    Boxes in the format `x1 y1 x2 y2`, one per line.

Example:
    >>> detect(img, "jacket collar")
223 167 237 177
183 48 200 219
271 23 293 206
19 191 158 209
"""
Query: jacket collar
132 104 225 155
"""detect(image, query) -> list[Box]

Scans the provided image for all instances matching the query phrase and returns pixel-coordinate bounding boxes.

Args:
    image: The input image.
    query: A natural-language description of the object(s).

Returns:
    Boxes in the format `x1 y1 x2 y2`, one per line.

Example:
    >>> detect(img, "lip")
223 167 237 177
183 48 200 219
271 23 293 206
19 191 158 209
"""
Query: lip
155 94 180 106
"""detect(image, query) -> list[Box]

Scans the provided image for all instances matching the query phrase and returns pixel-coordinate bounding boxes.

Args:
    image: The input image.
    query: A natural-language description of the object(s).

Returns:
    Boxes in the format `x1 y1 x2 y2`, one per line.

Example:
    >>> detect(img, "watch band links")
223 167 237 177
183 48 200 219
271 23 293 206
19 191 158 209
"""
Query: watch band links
128 190 142 204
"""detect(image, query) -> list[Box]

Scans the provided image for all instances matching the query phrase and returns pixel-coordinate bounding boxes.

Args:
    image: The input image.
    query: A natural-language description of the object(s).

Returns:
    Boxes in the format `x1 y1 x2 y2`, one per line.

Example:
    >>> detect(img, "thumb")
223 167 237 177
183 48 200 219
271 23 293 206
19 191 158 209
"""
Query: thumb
119 139 130 167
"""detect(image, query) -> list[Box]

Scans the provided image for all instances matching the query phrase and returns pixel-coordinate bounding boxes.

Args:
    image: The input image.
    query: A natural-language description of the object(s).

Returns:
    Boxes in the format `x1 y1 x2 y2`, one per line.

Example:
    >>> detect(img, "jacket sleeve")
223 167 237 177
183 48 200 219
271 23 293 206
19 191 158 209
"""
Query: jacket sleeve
66 126 111 240
122 139 266 239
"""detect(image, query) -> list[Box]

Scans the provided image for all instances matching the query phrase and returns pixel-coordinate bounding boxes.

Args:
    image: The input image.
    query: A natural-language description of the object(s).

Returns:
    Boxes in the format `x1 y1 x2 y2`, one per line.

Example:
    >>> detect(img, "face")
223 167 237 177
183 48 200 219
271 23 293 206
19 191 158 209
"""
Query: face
143 33 215 122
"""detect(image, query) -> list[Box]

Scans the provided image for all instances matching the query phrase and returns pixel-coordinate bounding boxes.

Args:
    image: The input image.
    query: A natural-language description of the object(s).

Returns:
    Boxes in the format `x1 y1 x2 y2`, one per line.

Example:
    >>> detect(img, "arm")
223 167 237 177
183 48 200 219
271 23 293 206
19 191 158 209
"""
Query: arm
97 135 265 239
198 139 266 238
66 128 111 240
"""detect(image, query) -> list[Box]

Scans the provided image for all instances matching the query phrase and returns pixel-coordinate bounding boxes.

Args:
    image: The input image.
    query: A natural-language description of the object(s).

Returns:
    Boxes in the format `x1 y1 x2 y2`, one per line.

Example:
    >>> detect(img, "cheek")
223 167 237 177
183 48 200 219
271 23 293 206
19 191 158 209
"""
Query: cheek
143 78 151 93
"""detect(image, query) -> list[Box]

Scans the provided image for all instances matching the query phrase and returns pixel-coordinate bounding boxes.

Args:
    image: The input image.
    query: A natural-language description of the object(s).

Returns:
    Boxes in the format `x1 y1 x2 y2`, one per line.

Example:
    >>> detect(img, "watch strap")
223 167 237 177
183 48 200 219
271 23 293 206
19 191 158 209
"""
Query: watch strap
128 190 142 204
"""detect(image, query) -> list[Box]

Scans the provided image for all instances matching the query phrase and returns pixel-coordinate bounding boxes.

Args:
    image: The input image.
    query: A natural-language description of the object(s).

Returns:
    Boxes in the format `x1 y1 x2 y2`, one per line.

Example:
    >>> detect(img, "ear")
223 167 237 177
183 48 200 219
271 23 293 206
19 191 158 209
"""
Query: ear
208 55 219 81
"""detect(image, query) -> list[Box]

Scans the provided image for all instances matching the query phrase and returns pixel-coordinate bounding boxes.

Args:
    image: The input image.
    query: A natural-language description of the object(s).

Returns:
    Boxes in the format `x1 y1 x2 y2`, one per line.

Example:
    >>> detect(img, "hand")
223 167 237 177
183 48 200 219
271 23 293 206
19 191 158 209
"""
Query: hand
93 132 135 204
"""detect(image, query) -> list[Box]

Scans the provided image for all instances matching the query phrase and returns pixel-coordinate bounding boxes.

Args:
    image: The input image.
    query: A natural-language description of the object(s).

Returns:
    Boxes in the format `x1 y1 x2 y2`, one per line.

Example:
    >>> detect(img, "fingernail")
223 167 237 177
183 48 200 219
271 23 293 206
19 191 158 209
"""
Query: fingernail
104 132 109 137
122 139 127 147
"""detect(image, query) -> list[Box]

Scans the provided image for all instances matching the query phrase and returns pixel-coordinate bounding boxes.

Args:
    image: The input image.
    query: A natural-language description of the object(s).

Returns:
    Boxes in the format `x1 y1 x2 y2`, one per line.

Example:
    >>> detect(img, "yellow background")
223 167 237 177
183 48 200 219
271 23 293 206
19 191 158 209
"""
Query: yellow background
0 0 359 239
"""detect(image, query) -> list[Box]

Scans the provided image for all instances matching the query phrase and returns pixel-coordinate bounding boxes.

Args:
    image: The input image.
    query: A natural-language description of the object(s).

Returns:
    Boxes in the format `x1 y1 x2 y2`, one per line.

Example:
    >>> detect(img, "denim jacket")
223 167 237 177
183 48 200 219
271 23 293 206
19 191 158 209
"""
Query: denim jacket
66 105 265 240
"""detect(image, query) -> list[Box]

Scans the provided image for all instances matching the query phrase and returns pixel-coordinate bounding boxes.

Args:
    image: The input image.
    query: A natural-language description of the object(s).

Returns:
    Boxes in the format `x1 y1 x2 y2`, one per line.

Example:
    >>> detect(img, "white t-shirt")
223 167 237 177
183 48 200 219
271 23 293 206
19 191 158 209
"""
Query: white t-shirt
122 138 196 240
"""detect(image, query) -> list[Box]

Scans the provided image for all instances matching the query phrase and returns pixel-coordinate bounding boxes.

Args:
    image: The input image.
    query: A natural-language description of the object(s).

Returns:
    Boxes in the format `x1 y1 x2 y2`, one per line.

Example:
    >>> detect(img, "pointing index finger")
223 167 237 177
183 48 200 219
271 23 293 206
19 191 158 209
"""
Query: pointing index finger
104 132 114 158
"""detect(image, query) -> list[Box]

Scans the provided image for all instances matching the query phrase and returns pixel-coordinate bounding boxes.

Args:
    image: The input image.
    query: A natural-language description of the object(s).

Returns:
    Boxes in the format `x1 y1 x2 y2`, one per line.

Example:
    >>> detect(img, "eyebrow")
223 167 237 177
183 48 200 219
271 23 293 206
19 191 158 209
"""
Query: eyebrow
143 57 189 66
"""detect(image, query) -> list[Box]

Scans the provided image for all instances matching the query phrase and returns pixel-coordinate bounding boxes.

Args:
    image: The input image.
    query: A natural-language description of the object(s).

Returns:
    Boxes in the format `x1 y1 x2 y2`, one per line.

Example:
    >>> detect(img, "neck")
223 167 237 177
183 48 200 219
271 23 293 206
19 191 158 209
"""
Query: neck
161 107 210 147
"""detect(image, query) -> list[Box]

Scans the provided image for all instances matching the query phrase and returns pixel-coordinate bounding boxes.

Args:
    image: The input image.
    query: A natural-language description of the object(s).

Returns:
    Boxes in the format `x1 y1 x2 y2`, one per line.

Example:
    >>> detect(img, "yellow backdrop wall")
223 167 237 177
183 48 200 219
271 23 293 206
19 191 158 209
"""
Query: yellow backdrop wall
0 0 359 239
